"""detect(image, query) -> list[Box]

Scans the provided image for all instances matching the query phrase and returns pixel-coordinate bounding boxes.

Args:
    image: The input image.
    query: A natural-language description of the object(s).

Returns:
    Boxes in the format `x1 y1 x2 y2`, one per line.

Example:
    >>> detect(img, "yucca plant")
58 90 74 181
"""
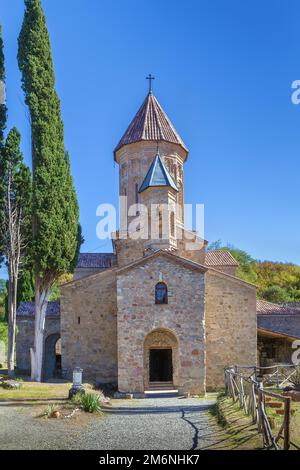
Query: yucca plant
78 393 102 413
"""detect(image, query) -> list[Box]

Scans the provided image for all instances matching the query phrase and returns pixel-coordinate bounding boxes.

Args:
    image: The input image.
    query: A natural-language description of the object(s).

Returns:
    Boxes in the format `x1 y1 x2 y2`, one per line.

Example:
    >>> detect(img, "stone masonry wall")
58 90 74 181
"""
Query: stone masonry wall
60 269 118 383
205 269 257 390
116 254 206 395
16 316 60 374
115 141 186 229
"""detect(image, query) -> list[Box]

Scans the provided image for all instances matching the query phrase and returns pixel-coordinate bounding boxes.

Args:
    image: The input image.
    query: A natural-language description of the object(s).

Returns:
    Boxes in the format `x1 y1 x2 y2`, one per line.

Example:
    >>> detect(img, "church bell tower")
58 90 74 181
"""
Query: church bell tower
113 79 188 255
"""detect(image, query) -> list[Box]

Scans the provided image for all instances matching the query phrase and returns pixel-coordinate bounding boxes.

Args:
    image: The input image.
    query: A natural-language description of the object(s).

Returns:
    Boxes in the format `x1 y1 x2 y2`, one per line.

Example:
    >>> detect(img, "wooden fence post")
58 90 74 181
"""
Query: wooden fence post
283 397 291 451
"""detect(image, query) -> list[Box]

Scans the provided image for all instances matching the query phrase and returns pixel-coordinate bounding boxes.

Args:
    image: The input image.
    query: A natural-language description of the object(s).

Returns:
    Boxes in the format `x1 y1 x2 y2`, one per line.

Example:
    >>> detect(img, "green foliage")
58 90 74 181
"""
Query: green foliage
0 318 8 351
0 279 7 322
17 264 35 305
259 285 291 303
208 240 300 302
70 223 84 273
0 128 32 263
43 404 57 418
0 24 7 266
255 261 300 301
18 0 79 286
0 279 6 297
0 23 7 146
208 241 257 284
75 393 102 413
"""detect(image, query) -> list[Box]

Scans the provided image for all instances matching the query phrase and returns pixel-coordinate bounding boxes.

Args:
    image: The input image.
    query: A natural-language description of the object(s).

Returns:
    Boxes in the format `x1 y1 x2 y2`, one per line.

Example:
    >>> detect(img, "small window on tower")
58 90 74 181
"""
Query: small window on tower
155 282 168 304
170 212 175 237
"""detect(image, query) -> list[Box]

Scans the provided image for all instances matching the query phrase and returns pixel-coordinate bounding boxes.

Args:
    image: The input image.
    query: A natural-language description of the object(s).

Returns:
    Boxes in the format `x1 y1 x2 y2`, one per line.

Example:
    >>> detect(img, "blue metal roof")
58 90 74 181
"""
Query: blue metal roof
139 153 178 193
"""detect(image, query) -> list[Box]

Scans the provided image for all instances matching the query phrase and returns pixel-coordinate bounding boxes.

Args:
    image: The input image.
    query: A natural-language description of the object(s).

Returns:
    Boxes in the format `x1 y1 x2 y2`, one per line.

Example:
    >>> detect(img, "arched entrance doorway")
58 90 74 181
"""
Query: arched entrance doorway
43 333 61 381
144 329 179 390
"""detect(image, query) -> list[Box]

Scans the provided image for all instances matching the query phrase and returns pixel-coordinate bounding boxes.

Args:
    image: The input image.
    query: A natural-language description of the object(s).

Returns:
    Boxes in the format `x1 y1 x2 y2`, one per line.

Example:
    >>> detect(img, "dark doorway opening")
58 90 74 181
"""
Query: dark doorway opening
149 348 173 382
43 334 61 381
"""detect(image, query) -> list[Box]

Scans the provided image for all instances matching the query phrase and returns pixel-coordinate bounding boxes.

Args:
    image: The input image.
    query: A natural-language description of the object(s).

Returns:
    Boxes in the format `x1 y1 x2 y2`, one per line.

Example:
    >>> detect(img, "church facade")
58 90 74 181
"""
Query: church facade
16 89 258 394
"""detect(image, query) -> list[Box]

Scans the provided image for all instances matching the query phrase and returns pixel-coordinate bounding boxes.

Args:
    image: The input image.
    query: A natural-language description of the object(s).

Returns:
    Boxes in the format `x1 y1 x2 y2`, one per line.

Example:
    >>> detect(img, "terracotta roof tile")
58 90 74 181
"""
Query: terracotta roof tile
205 250 239 267
256 299 300 315
114 92 188 157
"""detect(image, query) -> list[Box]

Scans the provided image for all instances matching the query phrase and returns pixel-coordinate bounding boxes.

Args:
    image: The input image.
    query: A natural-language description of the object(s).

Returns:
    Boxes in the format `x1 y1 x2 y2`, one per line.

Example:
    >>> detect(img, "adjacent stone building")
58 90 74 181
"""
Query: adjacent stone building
16 88 259 393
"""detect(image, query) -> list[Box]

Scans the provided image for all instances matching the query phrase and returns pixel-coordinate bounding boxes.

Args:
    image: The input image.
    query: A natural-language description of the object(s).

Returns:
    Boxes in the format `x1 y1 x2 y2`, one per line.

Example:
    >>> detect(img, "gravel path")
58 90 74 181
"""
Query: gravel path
0 397 217 450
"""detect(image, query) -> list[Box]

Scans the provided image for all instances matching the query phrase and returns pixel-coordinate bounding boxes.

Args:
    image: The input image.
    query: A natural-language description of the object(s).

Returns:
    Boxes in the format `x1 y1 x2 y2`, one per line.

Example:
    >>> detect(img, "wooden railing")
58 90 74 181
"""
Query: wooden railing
224 365 300 450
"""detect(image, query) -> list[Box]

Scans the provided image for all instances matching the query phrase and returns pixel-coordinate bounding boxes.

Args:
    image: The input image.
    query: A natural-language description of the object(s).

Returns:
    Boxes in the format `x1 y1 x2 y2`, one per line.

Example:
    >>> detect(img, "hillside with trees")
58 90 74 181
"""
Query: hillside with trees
208 241 300 303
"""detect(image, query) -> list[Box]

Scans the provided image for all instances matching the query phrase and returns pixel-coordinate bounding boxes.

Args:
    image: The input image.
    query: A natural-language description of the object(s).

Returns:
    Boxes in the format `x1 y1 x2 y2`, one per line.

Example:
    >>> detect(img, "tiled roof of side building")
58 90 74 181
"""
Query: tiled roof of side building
17 301 60 317
205 250 239 267
256 299 300 315
114 92 188 158
76 253 116 269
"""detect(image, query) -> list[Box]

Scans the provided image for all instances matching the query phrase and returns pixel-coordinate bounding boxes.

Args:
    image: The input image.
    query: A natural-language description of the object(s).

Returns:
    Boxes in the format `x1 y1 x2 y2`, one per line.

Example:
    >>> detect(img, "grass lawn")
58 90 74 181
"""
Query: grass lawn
0 375 96 402
265 398 300 449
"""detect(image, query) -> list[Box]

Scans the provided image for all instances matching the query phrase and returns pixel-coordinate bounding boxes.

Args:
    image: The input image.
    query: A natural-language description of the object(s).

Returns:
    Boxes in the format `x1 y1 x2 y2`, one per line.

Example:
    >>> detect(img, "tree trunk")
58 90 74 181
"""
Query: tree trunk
30 278 51 382
7 271 17 378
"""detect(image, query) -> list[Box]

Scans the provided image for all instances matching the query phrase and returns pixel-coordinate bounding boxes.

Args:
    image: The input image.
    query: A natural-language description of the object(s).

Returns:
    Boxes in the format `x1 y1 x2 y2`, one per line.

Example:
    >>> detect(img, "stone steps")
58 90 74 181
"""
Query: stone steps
145 382 178 397
148 381 175 391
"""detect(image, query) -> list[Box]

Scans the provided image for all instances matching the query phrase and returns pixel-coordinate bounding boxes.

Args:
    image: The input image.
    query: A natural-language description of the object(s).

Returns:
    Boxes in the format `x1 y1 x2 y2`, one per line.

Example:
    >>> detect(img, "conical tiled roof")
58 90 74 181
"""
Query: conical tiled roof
139 153 178 193
114 92 188 158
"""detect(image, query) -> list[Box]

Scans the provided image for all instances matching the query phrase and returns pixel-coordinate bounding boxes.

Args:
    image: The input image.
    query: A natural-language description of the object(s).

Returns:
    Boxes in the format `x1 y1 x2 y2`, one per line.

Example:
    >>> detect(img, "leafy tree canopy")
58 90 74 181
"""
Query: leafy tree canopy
18 0 79 285
208 240 300 302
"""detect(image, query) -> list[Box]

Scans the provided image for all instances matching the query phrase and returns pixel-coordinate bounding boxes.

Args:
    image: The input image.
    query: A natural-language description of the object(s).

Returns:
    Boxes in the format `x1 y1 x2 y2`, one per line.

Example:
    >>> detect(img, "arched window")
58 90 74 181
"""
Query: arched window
155 282 168 304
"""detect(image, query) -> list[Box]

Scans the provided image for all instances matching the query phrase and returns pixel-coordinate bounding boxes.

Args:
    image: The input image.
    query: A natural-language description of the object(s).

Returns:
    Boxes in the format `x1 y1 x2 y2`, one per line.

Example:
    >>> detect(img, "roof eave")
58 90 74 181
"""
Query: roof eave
114 139 189 162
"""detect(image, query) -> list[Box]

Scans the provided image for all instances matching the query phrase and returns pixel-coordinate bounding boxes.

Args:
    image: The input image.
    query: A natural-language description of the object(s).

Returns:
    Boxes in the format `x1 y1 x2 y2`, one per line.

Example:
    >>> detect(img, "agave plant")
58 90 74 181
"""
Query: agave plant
78 393 102 413
44 404 57 418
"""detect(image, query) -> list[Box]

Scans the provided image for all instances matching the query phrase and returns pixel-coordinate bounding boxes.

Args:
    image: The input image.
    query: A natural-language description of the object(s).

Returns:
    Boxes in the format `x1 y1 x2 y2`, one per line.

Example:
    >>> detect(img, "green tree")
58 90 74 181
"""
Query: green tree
0 23 6 145
256 261 300 302
0 127 32 377
18 0 79 381
208 241 258 284
260 285 290 304
0 279 7 319
0 23 7 267
17 262 35 305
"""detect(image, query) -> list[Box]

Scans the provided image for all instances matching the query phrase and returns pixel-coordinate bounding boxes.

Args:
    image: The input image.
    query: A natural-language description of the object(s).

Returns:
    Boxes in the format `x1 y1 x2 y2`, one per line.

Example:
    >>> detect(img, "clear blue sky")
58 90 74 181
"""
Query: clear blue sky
1 0 300 276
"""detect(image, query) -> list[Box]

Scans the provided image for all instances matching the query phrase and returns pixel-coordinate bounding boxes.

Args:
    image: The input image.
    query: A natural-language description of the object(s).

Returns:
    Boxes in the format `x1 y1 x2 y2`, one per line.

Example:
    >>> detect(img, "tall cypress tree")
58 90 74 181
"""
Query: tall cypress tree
18 0 79 381
0 24 7 267
0 23 6 145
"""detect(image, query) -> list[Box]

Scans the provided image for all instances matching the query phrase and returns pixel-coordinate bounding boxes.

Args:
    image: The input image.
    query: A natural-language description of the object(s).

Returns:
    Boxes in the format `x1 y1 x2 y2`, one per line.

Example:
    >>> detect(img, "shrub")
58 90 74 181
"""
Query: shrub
78 393 102 413
43 404 57 418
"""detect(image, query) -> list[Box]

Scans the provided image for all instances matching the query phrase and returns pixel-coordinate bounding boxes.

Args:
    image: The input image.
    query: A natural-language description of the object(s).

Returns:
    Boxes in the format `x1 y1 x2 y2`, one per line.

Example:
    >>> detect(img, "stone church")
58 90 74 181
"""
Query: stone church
16 88 259 394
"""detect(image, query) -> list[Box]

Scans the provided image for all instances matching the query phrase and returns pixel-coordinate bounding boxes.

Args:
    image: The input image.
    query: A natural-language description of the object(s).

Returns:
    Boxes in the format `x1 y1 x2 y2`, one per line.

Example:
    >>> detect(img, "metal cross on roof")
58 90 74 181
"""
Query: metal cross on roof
146 74 155 93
